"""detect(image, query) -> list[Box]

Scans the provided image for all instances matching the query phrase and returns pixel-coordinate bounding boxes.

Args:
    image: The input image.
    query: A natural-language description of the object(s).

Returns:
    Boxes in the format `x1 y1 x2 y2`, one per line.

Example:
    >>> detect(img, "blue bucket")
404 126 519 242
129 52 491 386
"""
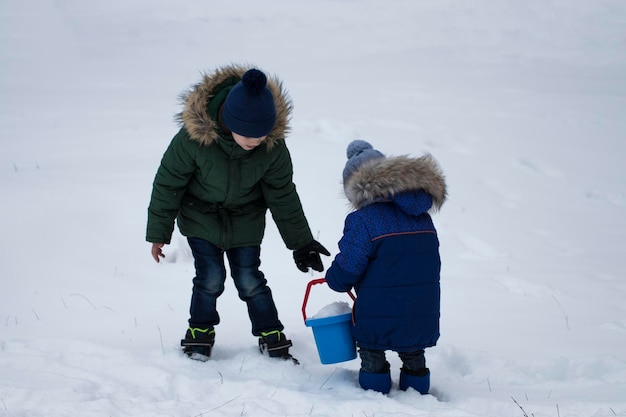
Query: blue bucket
305 312 357 364
302 278 357 365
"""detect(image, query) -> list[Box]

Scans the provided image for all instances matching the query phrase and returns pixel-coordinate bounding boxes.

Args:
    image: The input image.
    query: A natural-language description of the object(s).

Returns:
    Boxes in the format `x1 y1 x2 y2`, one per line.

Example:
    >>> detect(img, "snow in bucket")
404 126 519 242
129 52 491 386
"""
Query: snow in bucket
306 301 357 364
310 301 351 319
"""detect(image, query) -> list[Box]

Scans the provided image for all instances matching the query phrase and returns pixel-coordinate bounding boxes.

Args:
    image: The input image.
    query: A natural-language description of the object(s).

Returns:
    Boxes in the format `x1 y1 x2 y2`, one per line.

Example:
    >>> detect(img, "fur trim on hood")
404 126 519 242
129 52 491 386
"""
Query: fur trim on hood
175 64 293 149
344 154 447 211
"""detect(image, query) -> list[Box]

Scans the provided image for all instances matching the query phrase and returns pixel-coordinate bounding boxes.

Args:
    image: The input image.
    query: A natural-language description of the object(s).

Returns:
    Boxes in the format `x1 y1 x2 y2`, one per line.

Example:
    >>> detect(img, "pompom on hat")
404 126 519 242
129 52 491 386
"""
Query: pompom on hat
222 68 276 138
342 140 385 183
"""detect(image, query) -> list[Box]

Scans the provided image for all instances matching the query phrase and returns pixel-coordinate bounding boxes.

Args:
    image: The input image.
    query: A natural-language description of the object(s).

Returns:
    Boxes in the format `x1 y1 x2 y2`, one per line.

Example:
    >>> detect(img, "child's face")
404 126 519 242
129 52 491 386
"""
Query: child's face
232 132 267 151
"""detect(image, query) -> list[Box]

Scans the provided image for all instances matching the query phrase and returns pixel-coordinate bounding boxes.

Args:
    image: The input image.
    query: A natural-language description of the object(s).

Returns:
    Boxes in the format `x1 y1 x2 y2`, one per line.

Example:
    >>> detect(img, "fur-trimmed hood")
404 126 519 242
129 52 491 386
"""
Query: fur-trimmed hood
175 64 293 149
344 153 447 211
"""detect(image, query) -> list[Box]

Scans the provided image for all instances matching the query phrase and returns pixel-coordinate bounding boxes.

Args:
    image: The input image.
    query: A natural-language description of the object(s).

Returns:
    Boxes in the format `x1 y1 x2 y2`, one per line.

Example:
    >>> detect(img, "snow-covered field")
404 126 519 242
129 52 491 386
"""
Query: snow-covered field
2 1 625 416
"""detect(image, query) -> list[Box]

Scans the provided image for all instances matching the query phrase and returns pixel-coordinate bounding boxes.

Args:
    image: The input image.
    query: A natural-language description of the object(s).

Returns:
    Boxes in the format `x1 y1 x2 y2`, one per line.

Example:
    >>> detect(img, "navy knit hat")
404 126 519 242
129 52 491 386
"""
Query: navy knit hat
342 140 385 183
223 69 276 138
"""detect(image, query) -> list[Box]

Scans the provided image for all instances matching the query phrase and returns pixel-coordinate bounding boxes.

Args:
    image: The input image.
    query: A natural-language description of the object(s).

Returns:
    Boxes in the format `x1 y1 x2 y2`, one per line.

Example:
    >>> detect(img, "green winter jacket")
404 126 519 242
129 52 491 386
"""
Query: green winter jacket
146 64 314 250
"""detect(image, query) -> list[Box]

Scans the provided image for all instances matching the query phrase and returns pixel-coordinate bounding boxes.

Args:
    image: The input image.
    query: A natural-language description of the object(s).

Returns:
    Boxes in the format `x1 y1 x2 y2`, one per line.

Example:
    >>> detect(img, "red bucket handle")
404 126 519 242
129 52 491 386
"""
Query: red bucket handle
302 278 356 322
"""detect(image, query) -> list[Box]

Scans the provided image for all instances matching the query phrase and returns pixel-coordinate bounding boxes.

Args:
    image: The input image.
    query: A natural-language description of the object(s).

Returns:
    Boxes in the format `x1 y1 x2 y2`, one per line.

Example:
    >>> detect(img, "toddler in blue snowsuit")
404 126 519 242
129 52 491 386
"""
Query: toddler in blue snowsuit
325 140 447 394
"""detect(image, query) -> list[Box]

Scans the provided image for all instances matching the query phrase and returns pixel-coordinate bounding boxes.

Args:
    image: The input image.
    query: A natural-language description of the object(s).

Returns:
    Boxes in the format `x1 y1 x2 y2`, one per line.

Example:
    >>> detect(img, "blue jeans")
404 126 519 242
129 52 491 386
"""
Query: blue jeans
187 237 284 336
359 348 426 373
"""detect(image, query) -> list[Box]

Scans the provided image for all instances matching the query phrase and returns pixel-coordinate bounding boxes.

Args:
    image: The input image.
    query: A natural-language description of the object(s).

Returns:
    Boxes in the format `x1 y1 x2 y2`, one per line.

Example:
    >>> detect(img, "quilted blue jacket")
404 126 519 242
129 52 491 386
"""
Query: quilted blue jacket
325 153 446 352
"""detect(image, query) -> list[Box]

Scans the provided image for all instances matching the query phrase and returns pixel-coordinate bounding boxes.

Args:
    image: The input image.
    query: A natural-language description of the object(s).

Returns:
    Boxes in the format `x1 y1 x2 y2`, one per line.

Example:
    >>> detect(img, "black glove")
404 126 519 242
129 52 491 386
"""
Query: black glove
293 240 330 273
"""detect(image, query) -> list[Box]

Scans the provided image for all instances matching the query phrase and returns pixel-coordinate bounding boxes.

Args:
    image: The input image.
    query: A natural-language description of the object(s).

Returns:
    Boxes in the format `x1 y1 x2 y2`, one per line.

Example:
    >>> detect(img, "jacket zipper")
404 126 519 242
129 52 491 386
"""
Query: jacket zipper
221 147 237 249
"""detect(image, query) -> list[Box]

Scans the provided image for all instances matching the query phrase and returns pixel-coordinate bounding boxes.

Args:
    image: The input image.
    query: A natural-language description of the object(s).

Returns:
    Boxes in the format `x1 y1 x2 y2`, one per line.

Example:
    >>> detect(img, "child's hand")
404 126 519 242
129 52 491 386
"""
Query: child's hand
293 240 330 272
151 243 166 263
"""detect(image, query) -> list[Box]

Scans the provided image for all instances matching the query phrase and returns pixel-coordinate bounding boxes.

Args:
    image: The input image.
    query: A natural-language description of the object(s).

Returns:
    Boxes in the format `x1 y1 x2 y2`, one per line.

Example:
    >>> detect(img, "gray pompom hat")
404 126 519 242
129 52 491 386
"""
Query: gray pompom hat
342 140 385 183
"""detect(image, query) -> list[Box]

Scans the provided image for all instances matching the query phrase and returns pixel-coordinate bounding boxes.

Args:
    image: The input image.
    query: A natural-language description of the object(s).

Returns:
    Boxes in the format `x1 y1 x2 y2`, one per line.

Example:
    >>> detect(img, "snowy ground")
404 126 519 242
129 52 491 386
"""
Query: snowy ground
2 0 626 416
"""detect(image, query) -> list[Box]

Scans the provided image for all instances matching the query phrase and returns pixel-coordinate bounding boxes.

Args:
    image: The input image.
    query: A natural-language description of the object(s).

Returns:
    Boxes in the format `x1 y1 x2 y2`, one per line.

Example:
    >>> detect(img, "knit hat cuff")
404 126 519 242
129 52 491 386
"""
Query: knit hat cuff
223 110 276 138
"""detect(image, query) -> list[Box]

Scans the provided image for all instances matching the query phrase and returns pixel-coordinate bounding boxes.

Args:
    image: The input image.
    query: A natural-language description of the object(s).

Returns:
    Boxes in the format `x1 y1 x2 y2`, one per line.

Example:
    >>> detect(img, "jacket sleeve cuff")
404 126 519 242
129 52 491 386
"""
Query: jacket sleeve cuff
325 261 360 292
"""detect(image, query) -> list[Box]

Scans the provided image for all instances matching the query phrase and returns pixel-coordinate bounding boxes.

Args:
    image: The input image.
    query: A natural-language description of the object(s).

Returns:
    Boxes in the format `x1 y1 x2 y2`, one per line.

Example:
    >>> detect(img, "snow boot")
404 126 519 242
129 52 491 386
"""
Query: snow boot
358 364 392 394
399 367 430 394
258 330 299 364
181 327 215 361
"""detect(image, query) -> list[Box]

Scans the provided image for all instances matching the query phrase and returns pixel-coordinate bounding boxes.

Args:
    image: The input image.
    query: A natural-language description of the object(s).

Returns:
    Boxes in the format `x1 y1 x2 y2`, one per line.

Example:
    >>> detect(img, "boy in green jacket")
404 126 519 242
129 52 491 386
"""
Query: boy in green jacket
146 64 329 362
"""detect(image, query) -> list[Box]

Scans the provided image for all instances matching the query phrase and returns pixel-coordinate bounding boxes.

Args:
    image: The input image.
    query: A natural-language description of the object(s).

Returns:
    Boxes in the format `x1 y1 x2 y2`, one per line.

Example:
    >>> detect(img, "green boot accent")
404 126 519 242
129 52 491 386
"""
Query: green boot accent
188 327 215 339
